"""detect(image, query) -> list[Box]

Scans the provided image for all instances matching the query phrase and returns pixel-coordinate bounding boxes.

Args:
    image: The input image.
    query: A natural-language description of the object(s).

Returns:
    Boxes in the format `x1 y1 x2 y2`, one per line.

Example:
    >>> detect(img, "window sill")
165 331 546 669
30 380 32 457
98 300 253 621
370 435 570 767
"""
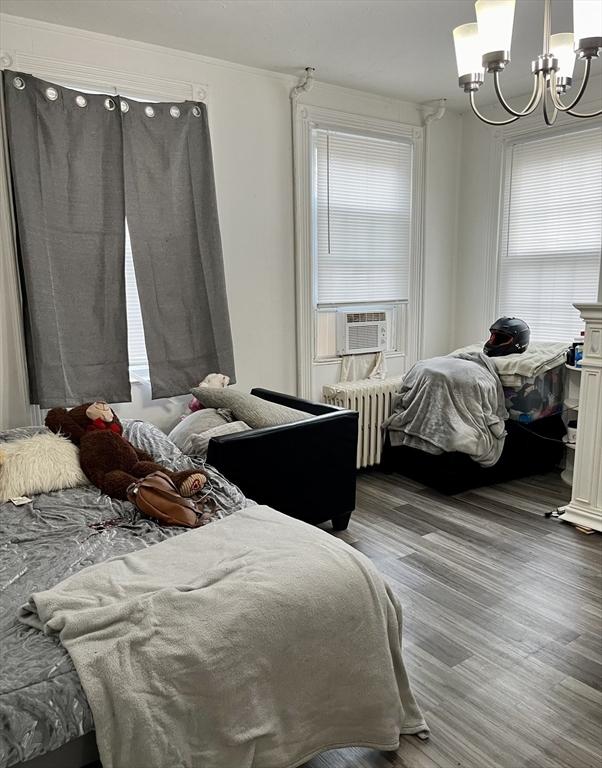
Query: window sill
313 351 405 365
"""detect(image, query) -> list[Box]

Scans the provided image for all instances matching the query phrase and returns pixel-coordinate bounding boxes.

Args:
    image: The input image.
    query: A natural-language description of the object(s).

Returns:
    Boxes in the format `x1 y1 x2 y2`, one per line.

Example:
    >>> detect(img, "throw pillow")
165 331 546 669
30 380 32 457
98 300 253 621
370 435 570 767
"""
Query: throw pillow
190 388 310 429
188 421 252 458
0 432 88 503
167 409 234 454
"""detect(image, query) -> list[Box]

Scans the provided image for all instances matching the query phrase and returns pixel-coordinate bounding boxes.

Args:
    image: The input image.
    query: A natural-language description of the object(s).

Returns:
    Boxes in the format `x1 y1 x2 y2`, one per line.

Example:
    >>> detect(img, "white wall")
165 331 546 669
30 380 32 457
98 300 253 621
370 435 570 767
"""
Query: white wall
0 14 461 429
423 110 462 357
454 110 499 348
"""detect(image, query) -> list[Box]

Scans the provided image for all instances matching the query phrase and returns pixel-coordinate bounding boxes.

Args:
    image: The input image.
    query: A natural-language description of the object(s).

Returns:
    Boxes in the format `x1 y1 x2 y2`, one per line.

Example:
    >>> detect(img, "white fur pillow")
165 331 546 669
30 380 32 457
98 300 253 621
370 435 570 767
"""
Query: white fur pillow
0 432 88 503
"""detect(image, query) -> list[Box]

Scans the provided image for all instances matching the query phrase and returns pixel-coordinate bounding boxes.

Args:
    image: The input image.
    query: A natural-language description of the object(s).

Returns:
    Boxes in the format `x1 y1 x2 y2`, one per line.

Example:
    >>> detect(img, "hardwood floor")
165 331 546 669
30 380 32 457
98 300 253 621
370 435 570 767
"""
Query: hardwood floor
303 469 602 768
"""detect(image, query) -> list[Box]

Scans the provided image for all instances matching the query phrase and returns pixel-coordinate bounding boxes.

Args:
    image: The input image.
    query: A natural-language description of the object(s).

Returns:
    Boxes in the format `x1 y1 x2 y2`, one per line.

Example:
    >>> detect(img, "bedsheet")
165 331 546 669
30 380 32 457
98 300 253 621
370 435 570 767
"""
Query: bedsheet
0 423 251 768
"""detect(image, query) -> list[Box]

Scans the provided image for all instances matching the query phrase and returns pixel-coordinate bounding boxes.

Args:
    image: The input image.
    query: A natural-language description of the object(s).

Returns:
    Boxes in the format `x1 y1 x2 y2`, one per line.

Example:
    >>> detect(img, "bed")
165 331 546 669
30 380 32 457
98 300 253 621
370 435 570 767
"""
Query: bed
381 345 567 495
0 421 251 768
1 420 426 768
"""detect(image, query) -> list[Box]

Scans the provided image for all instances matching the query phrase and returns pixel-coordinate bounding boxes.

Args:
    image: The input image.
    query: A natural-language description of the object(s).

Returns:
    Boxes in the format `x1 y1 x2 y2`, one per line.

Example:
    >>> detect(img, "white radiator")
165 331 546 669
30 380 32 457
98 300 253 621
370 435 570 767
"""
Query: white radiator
323 377 403 469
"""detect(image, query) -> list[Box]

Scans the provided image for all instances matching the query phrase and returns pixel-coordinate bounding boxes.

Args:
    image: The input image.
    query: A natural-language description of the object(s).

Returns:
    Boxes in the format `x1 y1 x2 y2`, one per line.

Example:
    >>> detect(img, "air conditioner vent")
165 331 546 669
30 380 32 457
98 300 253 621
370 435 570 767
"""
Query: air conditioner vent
336 308 388 355
347 312 387 324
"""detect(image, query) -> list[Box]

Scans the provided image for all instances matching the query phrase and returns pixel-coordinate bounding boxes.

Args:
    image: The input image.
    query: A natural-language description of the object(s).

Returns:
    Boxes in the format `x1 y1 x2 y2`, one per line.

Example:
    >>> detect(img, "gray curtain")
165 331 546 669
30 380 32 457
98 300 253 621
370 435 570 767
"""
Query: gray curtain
122 99 235 399
0 72 34 428
3 71 130 408
3 72 235 406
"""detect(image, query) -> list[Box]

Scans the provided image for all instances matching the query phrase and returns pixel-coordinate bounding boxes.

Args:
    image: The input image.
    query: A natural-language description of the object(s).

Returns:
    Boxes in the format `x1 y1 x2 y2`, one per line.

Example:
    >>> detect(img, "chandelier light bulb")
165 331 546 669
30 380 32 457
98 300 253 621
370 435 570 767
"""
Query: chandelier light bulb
453 23 484 78
550 33 577 79
573 0 602 49
475 0 516 59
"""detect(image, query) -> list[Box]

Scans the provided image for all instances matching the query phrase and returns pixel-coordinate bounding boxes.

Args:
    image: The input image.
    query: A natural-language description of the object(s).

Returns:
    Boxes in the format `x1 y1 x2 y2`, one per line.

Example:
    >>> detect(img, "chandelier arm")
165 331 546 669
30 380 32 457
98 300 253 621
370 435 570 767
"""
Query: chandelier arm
566 106 602 118
469 92 520 126
549 59 592 112
543 85 558 126
493 71 543 117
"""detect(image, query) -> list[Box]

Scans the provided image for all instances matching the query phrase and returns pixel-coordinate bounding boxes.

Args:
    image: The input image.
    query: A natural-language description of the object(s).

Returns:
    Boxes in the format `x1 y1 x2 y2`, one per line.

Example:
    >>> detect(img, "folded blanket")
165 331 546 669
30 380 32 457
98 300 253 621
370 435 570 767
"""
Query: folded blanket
450 342 568 386
383 352 507 466
19 505 427 768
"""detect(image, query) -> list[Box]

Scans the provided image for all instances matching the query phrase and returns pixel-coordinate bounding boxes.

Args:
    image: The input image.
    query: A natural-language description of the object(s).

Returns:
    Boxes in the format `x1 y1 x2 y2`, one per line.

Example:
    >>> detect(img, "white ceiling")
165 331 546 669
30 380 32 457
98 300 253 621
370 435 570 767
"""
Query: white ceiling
2 0 597 109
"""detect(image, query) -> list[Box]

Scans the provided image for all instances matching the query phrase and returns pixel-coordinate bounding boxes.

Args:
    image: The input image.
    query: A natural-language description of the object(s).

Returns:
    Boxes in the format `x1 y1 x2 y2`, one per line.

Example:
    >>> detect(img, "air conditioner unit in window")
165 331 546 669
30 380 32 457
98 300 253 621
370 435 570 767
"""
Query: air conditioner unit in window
336 309 388 355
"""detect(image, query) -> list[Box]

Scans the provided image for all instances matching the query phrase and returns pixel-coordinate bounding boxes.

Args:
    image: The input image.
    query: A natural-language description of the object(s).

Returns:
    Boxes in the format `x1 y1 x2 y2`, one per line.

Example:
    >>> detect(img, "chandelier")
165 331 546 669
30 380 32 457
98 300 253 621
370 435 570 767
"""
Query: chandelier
452 0 602 125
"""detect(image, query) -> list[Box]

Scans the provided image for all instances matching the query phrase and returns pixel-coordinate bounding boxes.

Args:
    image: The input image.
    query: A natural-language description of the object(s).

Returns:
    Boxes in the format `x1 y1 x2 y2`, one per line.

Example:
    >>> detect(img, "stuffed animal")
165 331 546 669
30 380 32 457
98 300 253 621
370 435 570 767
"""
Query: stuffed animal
187 372 230 414
45 402 206 502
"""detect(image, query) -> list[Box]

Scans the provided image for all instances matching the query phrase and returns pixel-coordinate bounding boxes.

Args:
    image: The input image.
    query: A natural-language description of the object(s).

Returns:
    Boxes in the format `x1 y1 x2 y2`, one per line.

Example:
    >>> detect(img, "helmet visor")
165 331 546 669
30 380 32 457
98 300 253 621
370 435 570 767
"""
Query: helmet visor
486 330 514 348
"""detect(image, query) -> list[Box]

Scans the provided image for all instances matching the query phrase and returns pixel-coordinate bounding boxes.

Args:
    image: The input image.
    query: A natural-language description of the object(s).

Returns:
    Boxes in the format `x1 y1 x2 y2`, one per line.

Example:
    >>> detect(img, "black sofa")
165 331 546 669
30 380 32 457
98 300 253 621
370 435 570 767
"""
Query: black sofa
206 388 359 530
381 413 565 495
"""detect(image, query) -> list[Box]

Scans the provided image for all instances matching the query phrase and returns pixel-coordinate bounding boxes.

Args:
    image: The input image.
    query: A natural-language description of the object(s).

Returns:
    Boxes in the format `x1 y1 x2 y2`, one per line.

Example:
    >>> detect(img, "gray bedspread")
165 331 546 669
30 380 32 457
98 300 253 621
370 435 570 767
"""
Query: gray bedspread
383 352 508 467
0 421 251 768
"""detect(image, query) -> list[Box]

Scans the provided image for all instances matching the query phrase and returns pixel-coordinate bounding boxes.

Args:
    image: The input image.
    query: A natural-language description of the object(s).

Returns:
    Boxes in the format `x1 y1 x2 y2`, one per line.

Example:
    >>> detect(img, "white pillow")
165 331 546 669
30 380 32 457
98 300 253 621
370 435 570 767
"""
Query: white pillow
0 432 88 503
167 409 233 454
188 421 252 459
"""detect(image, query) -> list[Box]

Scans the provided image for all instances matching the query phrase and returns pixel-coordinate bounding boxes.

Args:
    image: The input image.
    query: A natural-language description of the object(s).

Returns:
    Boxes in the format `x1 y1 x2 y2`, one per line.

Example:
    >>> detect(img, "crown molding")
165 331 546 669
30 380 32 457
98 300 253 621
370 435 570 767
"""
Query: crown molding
0 12 460 113
0 13 297 87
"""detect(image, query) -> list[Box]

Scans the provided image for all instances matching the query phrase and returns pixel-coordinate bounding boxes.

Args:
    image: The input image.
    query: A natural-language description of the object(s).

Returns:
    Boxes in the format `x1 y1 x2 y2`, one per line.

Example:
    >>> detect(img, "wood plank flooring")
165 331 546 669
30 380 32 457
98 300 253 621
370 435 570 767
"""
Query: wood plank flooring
303 470 602 768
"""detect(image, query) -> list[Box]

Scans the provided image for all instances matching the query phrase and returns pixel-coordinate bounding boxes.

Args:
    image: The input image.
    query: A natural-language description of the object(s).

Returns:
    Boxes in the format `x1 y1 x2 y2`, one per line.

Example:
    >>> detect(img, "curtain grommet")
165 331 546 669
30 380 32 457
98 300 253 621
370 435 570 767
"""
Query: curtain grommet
169 106 181 118
120 100 130 113
144 105 155 118
75 95 87 108
45 87 59 101
191 106 201 117
104 97 116 111
13 76 25 90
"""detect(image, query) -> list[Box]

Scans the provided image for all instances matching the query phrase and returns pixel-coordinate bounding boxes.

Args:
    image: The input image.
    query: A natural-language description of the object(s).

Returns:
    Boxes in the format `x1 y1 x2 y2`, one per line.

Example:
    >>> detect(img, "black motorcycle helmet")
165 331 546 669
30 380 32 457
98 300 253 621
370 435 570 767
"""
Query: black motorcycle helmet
484 317 530 357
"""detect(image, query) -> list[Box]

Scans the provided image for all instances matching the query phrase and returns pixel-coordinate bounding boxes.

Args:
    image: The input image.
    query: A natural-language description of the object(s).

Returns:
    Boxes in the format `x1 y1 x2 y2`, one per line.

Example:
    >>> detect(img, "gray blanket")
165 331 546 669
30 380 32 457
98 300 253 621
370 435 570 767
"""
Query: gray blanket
19 505 427 768
383 352 508 466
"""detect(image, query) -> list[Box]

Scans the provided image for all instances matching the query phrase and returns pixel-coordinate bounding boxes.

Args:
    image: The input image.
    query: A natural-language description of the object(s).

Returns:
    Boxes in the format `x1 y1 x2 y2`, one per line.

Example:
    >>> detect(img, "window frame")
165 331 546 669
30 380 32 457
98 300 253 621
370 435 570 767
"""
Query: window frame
293 103 425 397
484 108 602 343
495 125 602 342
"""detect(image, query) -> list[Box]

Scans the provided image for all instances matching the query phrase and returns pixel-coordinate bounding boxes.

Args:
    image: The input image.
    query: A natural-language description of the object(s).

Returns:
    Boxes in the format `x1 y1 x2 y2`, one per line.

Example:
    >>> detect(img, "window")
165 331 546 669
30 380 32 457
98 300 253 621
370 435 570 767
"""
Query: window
313 128 413 306
124 223 149 372
498 127 602 342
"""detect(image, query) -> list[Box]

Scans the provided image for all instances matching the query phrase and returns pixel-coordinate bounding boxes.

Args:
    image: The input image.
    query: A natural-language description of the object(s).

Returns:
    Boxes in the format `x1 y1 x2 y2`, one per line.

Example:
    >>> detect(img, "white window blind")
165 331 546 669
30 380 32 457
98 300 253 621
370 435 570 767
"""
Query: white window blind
498 127 602 342
313 128 412 305
125 222 149 370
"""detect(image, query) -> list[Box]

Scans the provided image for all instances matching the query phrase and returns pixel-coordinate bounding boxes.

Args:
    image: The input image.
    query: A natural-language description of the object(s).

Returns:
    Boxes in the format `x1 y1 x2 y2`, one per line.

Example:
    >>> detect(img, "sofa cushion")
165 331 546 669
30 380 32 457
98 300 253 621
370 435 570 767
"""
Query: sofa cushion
188 421 252 458
190 388 311 429
167 409 233 454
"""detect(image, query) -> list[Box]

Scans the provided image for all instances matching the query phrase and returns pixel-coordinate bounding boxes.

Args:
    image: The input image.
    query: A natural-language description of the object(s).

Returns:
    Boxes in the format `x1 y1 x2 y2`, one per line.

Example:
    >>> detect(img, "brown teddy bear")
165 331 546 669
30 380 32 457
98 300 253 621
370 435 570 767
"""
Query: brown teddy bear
45 402 206 501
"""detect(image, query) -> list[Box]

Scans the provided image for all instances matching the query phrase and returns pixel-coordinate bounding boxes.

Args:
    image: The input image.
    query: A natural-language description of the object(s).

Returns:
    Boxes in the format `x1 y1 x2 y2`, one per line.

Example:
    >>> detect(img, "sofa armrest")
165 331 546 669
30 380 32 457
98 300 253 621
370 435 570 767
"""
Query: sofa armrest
250 388 342 416
206 410 358 525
